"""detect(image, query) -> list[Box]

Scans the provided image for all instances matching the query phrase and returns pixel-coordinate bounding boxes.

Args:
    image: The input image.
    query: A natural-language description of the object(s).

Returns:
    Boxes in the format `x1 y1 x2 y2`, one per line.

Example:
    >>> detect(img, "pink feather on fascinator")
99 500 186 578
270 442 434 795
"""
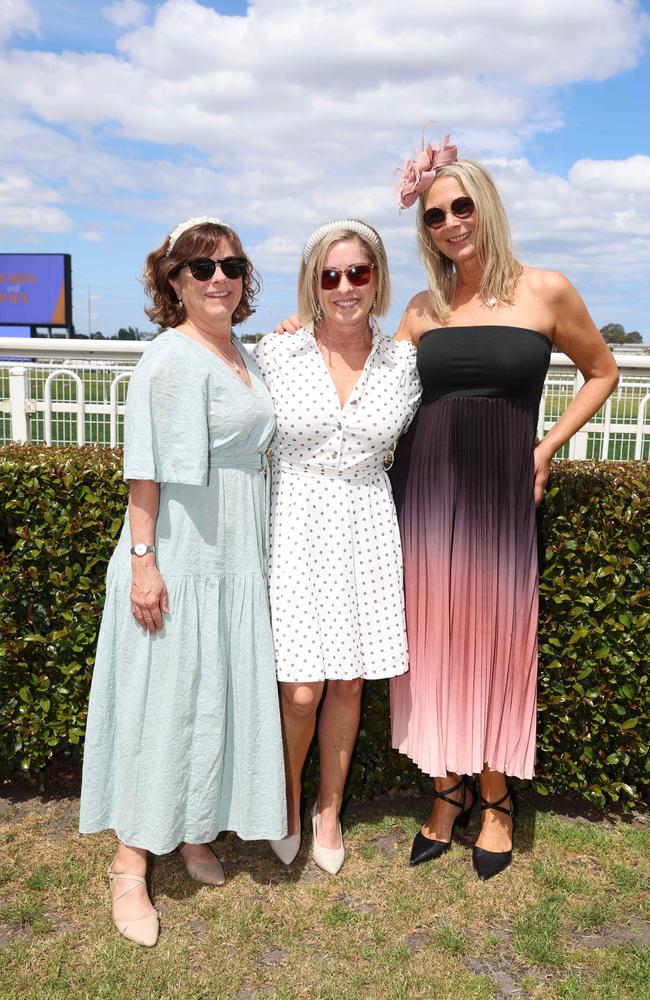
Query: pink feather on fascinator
395 131 458 209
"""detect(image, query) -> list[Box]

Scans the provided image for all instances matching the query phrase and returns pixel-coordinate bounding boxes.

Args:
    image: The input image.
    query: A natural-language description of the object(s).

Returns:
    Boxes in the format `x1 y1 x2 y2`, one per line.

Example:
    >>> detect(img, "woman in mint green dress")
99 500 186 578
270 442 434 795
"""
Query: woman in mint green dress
79 218 286 947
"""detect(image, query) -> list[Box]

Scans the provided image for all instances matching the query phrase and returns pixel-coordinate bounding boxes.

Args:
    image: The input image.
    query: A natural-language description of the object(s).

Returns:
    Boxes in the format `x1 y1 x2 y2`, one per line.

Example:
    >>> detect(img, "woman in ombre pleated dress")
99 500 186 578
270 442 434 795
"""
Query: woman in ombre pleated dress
390 135 618 879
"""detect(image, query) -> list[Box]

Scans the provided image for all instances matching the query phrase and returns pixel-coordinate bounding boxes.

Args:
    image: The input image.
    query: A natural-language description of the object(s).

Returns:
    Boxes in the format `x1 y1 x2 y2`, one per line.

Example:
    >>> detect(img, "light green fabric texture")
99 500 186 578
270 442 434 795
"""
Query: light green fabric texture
79 330 287 854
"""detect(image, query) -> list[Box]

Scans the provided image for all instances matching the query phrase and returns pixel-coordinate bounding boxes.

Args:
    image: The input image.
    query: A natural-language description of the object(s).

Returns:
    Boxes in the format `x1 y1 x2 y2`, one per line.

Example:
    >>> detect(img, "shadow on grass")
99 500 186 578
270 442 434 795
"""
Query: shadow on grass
3 759 646 889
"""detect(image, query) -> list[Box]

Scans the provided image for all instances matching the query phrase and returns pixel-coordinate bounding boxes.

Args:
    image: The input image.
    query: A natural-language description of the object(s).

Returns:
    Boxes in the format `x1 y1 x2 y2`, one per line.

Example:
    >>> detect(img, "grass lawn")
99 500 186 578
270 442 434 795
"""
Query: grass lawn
0 781 648 1000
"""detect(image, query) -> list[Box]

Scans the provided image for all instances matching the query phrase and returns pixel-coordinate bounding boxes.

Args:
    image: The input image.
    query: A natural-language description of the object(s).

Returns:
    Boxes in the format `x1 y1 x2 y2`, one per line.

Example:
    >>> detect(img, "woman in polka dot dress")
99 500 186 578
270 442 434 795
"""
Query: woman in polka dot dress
253 220 421 874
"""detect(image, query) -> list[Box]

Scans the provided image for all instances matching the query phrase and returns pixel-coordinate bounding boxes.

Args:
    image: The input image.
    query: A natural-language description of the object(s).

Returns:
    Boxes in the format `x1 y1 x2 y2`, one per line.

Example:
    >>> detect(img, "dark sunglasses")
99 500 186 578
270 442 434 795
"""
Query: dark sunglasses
185 256 247 281
423 196 475 229
320 263 375 290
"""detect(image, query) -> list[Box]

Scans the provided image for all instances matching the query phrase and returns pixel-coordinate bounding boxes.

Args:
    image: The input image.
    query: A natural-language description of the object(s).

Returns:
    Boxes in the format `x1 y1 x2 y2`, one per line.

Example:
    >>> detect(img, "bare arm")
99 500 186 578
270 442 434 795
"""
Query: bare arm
394 292 434 344
533 274 619 504
128 479 170 634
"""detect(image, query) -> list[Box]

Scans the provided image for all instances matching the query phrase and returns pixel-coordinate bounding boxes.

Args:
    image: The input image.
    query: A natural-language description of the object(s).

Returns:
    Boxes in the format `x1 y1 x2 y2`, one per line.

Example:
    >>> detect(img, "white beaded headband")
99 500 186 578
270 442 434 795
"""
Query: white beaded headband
302 219 382 264
165 215 229 256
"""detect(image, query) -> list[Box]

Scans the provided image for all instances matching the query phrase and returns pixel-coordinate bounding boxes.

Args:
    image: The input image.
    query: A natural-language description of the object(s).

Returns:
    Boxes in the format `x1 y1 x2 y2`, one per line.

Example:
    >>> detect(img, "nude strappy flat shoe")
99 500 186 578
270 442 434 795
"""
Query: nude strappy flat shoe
108 867 159 947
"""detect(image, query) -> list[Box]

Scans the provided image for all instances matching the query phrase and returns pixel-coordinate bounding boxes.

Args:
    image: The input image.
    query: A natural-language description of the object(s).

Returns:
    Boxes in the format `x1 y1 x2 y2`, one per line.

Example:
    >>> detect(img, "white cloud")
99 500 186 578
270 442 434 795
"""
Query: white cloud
569 155 650 193
0 0 648 332
0 0 39 47
102 0 148 29
0 171 73 237
81 229 103 242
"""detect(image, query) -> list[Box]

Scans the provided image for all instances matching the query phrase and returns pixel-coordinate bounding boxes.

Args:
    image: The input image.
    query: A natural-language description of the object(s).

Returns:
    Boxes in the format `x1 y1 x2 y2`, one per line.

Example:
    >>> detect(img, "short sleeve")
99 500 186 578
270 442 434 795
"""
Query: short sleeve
123 352 210 486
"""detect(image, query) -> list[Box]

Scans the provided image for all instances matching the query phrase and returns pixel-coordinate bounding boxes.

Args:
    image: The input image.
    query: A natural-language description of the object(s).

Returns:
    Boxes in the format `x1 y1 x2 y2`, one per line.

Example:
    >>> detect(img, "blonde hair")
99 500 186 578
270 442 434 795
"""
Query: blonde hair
416 159 523 321
297 222 390 325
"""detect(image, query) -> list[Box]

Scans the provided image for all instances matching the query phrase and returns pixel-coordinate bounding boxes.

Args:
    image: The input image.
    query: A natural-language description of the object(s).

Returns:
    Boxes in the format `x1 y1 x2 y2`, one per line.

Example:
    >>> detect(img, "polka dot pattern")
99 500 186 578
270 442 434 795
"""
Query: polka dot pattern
253 323 422 682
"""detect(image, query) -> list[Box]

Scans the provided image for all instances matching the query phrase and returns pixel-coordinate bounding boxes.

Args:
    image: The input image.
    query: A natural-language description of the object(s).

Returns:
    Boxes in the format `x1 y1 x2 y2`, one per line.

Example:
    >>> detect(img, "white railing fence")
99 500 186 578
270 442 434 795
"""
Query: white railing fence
1 338 649 461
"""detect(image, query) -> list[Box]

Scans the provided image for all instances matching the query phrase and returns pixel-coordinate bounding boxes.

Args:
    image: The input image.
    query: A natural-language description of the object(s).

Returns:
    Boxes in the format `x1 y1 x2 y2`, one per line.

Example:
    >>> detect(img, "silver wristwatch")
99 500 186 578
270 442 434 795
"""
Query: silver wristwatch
130 543 156 557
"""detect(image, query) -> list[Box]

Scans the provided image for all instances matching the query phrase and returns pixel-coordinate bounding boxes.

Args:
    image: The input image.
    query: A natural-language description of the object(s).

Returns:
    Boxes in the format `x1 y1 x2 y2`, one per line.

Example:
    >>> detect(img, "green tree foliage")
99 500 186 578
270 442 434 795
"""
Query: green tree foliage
1 448 648 808
600 323 645 345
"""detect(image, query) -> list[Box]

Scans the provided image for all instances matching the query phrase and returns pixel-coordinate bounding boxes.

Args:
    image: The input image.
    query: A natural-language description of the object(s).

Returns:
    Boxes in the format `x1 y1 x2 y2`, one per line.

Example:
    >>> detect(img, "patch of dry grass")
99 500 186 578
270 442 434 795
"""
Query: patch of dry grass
0 788 647 1000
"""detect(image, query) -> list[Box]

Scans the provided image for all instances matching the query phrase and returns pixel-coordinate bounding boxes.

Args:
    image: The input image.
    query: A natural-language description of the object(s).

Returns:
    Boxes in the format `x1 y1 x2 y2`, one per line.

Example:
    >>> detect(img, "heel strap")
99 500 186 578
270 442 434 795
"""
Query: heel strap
478 790 513 817
433 777 467 811
108 868 147 903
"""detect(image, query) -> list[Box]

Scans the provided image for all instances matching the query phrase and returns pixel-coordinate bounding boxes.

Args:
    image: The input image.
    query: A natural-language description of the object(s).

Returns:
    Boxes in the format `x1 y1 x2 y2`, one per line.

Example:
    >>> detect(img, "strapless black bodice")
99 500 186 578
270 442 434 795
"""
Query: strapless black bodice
417 326 551 409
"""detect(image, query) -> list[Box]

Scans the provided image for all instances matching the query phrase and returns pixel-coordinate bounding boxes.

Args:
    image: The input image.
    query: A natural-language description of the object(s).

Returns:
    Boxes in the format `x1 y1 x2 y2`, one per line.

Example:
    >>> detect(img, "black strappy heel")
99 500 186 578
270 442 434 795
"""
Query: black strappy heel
472 789 515 881
409 777 474 867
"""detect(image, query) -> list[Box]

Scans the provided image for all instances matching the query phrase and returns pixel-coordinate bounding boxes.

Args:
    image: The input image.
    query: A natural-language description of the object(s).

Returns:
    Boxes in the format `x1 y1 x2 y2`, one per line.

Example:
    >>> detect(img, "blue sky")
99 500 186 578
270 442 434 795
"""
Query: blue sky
1 0 649 339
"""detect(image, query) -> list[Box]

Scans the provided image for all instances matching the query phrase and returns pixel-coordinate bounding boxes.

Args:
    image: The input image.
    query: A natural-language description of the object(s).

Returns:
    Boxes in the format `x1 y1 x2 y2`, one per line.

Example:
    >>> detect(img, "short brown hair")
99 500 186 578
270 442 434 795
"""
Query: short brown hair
143 222 260 328
297 222 390 326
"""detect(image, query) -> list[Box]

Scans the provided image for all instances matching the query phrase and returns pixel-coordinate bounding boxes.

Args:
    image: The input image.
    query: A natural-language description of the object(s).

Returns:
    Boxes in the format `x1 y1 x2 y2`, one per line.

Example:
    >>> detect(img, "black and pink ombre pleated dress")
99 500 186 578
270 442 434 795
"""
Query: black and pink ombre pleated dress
389 326 551 780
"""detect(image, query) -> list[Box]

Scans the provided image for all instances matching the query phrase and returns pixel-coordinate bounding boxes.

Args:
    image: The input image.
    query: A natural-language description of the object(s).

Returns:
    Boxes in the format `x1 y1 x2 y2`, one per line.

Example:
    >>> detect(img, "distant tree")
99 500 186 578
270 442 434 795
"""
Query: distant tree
600 323 644 346
600 323 626 345
117 326 138 340
90 331 105 339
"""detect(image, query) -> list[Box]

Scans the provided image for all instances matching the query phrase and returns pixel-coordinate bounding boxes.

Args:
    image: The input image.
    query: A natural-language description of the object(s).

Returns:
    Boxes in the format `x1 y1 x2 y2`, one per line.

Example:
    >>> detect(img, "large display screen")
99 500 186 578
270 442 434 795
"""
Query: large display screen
0 254 72 328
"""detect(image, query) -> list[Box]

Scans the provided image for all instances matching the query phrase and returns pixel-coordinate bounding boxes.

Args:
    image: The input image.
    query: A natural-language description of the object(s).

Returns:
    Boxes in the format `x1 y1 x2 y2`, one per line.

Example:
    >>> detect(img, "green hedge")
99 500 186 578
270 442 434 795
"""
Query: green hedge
1 446 648 809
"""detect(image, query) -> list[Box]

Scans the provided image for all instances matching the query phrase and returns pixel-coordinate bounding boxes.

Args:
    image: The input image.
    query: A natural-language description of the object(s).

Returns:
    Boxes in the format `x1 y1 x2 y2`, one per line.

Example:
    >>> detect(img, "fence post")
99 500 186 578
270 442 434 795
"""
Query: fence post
9 366 31 443
569 369 589 459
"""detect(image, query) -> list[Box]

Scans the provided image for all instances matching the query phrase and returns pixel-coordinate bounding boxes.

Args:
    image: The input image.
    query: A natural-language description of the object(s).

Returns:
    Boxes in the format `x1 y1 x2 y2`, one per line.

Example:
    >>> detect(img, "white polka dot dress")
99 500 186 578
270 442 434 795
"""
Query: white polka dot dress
253 322 421 683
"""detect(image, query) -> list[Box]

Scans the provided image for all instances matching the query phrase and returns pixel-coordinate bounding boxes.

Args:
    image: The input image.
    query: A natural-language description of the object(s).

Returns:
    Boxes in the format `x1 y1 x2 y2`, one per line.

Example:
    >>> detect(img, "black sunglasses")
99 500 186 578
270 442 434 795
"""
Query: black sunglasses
320 263 375 290
423 196 475 229
185 256 248 281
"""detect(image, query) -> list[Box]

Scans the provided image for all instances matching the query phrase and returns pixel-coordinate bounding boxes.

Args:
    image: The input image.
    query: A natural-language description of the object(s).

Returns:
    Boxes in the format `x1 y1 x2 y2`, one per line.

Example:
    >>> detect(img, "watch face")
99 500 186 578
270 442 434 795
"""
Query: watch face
134 543 148 556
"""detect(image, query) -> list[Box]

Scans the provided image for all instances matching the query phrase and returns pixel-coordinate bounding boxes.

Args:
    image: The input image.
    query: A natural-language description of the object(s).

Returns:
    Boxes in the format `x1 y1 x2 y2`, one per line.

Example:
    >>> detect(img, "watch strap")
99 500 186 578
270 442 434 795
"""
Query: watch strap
130 543 156 557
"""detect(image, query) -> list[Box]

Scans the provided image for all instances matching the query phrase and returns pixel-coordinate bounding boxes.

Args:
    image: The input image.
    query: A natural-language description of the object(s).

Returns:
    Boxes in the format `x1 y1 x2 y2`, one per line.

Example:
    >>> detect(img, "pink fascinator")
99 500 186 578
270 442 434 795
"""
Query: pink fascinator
396 131 458 209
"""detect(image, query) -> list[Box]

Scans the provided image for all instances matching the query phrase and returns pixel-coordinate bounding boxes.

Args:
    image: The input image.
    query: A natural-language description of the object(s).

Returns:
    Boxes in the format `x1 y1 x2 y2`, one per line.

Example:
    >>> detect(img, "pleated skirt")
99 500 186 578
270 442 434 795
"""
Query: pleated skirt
389 395 539 779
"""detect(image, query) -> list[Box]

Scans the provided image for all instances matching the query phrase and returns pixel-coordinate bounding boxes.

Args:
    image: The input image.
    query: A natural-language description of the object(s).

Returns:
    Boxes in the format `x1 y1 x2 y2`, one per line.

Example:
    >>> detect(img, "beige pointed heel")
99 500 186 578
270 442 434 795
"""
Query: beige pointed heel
108 867 159 947
311 802 345 875
179 845 225 886
269 822 301 866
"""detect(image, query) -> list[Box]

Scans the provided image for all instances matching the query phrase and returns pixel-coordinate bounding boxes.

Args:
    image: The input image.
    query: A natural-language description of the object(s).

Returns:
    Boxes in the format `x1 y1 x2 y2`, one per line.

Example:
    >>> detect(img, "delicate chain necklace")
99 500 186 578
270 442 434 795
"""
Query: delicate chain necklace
315 323 372 361
213 337 241 372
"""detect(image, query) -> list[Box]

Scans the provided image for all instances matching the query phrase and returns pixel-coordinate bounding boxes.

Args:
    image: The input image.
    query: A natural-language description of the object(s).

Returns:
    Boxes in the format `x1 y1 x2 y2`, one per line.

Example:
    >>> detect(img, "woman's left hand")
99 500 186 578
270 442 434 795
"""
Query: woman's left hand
533 442 552 506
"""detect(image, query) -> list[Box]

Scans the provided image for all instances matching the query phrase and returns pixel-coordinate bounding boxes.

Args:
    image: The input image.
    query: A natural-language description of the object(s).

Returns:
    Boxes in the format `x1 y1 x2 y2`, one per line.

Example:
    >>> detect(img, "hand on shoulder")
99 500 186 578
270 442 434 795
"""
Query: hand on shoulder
274 314 302 334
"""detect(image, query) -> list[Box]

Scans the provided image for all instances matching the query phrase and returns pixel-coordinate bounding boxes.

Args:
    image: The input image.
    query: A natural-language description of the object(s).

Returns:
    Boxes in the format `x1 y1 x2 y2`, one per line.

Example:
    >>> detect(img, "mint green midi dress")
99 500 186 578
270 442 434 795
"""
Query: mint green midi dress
79 329 287 854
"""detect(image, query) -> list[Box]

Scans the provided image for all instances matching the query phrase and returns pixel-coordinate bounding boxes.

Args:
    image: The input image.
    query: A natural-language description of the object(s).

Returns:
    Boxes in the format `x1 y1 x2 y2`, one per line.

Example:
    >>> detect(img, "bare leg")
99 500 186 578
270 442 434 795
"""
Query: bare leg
421 772 474 842
474 766 512 852
316 678 364 850
111 843 156 923
280 681 324 836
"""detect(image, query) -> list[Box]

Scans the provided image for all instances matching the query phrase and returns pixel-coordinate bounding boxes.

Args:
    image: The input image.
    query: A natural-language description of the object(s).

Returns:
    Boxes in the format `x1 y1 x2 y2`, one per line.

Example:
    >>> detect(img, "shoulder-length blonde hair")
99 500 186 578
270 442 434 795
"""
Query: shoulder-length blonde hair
416 160 523 322
143 221 260 328
297 222 390 326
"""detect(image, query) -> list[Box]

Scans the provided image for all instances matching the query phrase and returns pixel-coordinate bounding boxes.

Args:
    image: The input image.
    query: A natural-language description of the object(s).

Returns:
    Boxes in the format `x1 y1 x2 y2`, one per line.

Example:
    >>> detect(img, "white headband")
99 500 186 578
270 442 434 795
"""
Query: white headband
165 215 229 256
302 219 383 264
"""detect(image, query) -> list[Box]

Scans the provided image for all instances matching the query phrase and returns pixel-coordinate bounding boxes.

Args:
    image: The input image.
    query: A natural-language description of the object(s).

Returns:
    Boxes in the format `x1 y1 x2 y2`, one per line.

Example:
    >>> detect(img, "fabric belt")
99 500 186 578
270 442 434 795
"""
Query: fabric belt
276 457 390 482
208 449 272 564
208 452 270 472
